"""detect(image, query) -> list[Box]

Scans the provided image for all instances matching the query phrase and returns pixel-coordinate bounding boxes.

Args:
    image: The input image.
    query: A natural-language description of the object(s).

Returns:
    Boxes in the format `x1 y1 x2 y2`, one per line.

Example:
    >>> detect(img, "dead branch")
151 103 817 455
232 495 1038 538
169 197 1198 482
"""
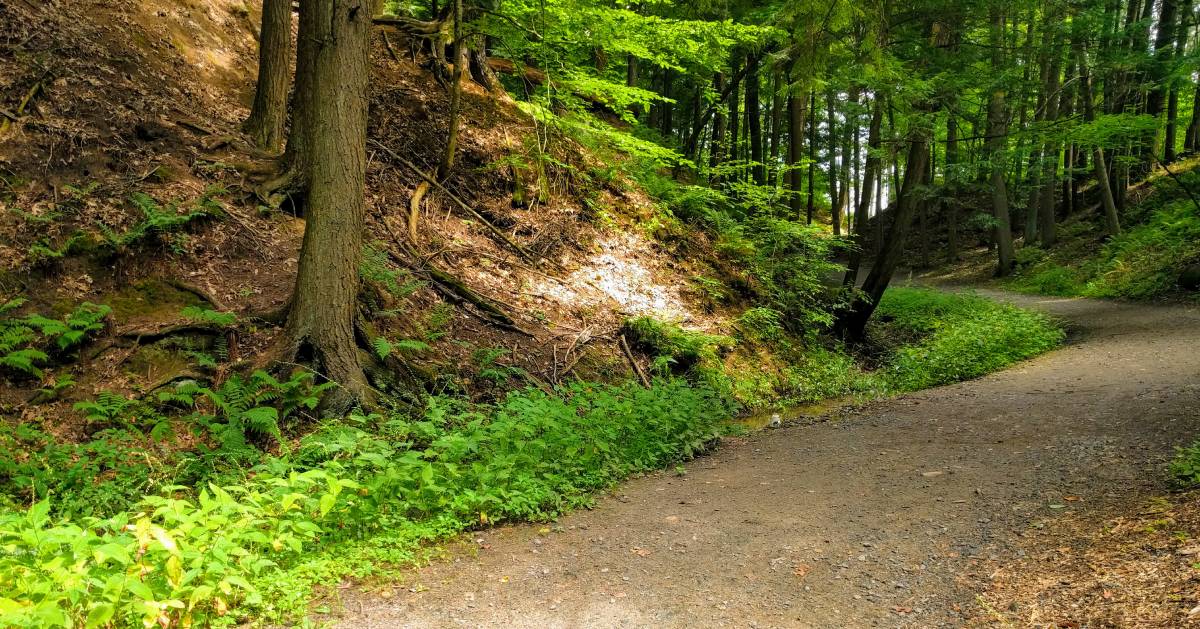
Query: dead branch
374 210 534 337
0 80 42 136
619 334 651 387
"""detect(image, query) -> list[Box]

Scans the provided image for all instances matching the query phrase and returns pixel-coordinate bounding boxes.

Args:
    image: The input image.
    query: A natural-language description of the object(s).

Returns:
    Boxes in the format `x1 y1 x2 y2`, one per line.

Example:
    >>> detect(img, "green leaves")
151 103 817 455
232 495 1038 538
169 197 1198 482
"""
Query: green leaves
0 379 738 628
0 302 109 378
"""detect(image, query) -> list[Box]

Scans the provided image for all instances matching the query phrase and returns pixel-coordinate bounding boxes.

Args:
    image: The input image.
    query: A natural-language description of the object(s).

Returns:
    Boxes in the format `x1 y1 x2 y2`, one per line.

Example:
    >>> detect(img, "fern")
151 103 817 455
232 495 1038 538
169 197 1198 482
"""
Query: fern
180 306 237 327
0 302 108 378
372 337 430 360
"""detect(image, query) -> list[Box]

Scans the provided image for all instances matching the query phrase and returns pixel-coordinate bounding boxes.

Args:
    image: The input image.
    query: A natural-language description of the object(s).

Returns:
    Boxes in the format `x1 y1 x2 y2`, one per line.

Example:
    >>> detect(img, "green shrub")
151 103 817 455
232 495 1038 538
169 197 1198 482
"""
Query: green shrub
0 379 736 627
875 288 1064 391
1011 263 1085 296
622 316 732 375
0 299 110 378
1170 440 1200 488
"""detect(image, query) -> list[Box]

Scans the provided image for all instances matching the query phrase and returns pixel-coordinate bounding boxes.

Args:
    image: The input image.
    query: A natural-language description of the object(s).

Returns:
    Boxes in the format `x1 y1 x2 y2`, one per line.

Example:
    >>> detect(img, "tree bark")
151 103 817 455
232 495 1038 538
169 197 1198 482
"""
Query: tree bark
746 52 765 185
987 8 1015 275
1037 20 1064 248
710 72 727 172
843 97 882 287
945 111 960 261
826 90 841 235
244 0 293 152
1078 44 1122 237
284 0 373 410
787 85 808 220
806 89 817 224
839 112 933 339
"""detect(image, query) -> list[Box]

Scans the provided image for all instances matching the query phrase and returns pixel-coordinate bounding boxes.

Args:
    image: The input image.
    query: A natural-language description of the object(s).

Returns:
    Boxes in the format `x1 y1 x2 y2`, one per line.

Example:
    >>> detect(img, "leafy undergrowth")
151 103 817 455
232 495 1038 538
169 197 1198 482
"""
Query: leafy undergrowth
1005 163 1200 301
871 287 1065 392
0 287 1063 627
0 380 735 627
973 492 1200 628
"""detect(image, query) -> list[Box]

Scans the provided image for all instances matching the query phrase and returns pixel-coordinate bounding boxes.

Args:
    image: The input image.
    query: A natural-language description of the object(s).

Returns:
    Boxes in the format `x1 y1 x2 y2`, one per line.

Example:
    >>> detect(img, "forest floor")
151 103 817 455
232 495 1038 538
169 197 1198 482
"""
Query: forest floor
323 288 1200 628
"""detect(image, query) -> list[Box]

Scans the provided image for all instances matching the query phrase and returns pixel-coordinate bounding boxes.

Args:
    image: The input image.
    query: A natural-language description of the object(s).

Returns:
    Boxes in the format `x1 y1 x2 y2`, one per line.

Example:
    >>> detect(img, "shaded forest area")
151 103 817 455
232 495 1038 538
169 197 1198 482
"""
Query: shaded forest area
0 0 1198 626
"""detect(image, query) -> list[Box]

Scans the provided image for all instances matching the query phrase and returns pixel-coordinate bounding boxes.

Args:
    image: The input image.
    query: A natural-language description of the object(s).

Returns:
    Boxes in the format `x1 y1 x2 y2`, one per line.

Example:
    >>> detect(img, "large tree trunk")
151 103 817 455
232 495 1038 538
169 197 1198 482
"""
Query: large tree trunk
1147 0 1179 154
284 0 373 410
787 85 808 220
838 114 933 339
746 52 765 185
843 97 882 288
244 0 293 151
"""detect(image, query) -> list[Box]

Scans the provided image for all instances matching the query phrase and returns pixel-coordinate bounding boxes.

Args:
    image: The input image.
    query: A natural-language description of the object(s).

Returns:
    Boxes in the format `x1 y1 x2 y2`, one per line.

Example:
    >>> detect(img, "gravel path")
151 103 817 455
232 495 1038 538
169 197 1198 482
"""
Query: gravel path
332 291 1200 628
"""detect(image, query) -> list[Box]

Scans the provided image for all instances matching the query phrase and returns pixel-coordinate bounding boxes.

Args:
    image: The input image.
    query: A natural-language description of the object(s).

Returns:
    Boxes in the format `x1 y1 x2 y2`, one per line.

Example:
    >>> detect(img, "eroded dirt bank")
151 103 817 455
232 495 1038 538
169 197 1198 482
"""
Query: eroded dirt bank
331 291 1200 628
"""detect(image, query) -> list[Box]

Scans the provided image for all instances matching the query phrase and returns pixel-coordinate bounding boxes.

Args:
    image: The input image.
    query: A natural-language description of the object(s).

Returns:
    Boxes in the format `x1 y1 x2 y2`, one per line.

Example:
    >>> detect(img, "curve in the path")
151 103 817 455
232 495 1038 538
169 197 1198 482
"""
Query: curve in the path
333 291 1200 628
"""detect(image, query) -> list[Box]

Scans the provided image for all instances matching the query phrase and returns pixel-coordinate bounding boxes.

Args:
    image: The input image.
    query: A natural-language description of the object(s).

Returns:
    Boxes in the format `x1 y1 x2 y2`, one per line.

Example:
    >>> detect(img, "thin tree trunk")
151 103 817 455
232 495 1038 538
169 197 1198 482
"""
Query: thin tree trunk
728 59 742 173
1037 20 1065 248
1079 44 1122 236
660 70 675 138
1187 83 1200 153
437 0 464 179
244 0 293 151
946 111 960 261
988 8 1016 274
710 72 727 172
284 0 373 410
746 52 765 185
770 69 786 187
826 90 841 235
840 86 859 235
806 89 816 224
1165 0 1191 161
787 84 808 220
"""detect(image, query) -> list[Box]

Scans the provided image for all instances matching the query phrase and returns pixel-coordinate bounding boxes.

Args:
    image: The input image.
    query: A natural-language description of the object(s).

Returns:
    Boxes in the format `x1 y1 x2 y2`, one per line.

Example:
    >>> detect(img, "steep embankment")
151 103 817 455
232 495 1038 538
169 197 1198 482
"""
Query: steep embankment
331 290 1200 629
923 157 1200 303
0 0 739 416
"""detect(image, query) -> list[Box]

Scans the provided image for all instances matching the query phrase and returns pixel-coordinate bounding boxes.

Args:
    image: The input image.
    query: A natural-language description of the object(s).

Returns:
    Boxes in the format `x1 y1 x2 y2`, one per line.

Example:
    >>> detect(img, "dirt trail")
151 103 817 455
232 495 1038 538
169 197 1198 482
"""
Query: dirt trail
333 291 1200 628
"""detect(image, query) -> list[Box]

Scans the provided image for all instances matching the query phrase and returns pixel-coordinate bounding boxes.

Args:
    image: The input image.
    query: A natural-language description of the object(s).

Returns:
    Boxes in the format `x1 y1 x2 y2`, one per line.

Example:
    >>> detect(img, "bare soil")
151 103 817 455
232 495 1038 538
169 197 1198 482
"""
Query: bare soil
330 290 1200 628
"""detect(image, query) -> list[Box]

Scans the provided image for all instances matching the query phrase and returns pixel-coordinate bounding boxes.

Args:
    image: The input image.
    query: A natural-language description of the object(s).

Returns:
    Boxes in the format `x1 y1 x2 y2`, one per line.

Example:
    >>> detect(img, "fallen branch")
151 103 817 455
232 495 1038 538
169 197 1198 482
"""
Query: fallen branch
375 210 534 336
0 80 42 136
369 138 549 268
619 334 651 387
